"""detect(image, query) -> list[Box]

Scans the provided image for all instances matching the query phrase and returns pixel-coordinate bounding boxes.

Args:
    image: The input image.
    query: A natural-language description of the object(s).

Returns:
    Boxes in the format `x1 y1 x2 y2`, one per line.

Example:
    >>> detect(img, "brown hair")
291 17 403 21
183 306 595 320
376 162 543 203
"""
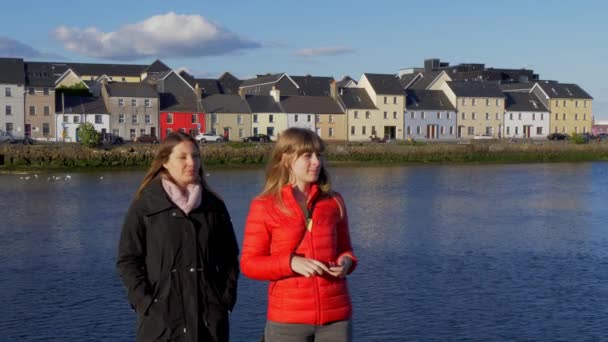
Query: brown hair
135 132 212 198
260 127 331 207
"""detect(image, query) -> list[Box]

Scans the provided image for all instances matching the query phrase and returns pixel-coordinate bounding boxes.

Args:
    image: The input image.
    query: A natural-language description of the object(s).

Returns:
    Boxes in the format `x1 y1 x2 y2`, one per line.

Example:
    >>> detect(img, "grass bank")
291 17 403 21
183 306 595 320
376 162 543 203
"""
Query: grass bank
1 140 607 172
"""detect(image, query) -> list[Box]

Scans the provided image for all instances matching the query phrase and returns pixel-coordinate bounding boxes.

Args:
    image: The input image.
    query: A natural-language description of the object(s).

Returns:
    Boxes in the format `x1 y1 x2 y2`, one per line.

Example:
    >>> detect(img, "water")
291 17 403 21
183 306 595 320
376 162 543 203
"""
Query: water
1 163 608 341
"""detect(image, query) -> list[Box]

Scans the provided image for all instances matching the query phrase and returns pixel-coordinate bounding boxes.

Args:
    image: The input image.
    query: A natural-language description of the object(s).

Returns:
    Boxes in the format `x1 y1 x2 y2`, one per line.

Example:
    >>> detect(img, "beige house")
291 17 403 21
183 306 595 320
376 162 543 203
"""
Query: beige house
24 62 56 140
280 95 345 141
246 92 285 141
531 82 593 135
440 81 505 138
338 87 378 141
202 94 251 141
358 73 405 140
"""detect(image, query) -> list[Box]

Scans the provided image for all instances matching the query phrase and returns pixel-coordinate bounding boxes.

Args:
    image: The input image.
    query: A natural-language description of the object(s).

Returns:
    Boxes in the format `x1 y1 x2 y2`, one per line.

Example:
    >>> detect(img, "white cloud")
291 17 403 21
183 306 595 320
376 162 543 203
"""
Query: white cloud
293 46 355 57
51 12 260 61
0 36 64 59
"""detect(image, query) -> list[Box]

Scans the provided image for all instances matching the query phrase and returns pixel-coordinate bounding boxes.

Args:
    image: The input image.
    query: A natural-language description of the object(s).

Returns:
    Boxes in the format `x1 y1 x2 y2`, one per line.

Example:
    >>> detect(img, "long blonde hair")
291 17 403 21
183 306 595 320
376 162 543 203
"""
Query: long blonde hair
261 127 331 206
135 132 213 198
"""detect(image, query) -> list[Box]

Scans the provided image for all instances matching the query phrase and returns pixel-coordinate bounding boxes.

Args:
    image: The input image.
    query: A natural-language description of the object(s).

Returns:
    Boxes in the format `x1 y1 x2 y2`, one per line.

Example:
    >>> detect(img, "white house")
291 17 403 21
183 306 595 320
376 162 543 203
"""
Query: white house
55 96 110 142
404 89 457 141
503 92 549 139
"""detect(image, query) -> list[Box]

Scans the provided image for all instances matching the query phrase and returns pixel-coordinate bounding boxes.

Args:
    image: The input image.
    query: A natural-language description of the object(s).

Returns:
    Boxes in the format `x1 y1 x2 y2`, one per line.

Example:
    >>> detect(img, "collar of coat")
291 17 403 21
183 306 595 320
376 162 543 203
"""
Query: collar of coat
138 177 222 216
280 182 323 208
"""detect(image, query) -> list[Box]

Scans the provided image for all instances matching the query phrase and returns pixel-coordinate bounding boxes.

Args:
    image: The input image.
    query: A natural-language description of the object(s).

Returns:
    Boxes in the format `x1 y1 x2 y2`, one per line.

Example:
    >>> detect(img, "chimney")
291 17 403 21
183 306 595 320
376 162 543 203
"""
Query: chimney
238 87 246 99
330 80 337 99
195 83 202 98
270 86 280 103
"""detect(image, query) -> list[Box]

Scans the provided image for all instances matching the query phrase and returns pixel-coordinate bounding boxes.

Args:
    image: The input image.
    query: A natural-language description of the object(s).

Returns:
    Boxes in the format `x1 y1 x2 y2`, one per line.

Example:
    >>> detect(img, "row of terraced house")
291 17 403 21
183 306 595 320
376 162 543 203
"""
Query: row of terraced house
0 57 595 143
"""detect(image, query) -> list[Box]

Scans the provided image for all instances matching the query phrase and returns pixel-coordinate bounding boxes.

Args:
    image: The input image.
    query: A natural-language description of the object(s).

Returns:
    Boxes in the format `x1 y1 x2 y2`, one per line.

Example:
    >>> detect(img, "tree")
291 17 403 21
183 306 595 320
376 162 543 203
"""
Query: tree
77 122 100 147
56 83 91 97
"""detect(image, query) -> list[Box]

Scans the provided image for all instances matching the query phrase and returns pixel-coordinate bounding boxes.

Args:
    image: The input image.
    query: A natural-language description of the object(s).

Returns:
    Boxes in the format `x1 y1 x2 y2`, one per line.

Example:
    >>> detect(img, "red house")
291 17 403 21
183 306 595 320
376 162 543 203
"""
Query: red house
159 111 205 140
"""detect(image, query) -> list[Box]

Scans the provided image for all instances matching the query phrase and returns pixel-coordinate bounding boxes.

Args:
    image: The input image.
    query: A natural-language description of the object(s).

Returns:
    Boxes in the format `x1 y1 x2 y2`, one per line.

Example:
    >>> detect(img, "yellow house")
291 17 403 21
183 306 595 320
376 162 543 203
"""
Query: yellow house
338 87 378 141
246 92 286 141
440 81 505 138
358 73 405 140
202 94 251 141
531 82 593 135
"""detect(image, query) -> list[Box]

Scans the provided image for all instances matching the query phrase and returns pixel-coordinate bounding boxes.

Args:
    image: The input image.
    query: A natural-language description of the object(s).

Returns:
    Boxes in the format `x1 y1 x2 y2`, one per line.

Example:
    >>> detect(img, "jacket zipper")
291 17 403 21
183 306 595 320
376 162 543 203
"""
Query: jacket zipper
305 202 321 326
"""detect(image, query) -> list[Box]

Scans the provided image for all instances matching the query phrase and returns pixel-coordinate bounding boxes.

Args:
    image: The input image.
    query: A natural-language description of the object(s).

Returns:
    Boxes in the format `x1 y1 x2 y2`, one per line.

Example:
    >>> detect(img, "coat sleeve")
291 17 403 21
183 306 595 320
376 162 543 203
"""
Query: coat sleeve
240 198 295 281
334 193 358 274
116 201 153 314
217 202 240 312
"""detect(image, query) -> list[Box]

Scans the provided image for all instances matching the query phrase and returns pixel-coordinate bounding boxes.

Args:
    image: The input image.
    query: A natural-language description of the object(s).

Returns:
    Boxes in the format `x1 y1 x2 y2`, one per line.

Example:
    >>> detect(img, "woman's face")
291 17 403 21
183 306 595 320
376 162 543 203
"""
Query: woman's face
163 141 201 188
289 151 322 187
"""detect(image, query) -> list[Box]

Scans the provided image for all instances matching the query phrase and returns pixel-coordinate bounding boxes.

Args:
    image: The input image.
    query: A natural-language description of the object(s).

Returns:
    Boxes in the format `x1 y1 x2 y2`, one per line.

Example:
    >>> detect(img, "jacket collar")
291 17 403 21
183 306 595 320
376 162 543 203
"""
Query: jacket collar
280 182 322 208
140 178 215 215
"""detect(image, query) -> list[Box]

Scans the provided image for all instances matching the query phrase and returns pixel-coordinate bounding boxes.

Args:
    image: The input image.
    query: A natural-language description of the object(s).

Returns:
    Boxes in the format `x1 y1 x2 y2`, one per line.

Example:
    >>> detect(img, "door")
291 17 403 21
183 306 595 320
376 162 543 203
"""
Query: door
25 124 31 138
150 127 157 138
223 127 230 141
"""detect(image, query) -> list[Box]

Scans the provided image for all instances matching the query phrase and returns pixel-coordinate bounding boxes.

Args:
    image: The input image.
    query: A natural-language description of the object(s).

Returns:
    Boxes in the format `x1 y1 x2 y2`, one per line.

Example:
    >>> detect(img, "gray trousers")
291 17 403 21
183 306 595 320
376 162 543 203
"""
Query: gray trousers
264 320 352 342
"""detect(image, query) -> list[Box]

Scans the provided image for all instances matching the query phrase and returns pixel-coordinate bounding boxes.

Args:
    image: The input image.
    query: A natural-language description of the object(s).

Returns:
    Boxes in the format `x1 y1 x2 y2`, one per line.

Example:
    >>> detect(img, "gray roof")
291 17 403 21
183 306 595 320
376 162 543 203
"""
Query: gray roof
246 95 283 113
144 60 171 73
337 76 355 88
291 75 334 96
405 71 443 90
339 88 376 110
143 70 172 84
504 92 549 112
65 62 147 77
56 95 109 114
217 72 241 94
280 96 343 114
202 94 250 113
446 81 504 98
104 82 158 98
197 79 221 95
535 82 593 99
405 90 456 111
240 73 284 88
0 58 25 84
24 61 55 87
499 82 535 92
398 73 420 89
363 73 404 95
159 93 200 112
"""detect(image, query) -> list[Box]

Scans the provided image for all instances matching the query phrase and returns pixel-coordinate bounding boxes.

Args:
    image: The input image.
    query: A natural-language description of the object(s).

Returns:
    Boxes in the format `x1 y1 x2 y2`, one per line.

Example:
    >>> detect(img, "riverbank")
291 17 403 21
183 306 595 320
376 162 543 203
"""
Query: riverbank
1 140 608 171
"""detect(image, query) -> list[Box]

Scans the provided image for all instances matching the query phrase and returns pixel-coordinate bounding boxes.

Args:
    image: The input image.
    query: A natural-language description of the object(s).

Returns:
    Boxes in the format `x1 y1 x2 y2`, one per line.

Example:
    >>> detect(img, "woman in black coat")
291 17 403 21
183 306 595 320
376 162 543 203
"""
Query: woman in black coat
117 132 239 342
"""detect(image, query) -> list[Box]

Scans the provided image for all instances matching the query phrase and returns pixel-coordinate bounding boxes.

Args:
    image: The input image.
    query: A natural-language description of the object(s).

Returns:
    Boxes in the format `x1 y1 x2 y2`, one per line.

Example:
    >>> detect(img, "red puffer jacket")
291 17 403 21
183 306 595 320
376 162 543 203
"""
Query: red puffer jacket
240 184 357 325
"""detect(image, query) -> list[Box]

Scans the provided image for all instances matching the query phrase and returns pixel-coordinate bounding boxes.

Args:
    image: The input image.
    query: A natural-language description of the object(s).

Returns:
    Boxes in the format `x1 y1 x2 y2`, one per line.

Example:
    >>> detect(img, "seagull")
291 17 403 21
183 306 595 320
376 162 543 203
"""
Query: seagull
65 175 72 180
99 176 104 180
34 174 39 179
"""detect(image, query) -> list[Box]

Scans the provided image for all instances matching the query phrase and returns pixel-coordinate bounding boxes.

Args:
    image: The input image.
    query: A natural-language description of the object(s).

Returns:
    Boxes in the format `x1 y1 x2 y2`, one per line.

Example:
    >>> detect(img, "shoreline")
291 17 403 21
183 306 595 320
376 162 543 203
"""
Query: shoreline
1 141 608 172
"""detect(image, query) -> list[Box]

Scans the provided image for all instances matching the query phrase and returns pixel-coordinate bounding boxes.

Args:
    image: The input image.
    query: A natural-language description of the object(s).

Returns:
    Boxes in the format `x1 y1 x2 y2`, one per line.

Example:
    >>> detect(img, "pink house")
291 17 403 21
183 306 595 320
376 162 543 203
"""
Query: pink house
592 120 608 135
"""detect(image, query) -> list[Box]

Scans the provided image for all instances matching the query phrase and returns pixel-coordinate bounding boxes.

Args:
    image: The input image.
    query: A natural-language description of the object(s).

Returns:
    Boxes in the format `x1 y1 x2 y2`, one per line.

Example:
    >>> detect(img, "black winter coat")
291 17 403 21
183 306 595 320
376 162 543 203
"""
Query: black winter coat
117 179 239 342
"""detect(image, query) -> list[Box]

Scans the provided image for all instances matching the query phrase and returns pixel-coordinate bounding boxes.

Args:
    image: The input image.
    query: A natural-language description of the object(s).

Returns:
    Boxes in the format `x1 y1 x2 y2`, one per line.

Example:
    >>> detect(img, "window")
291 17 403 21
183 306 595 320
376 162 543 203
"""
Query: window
95 115 102 124
167 113 173 124
307 115 312 122
5 87 11 97
329 127 334 137
496 99 501 106
365 111 371 119
449 126 454 135
461 98 466 105
518 113 522 120
472 99 476 106
119 114 125 123
145 114 151 124
166 128 172 137
562 126 566 133
140 128 146 135
406 126 411 135
267 127 275 136
472 113 476 120
253 114 258 123
486 126 492 135
145 99 151 107
515 126 519 135
447 113 451 120
555 100 559 107
437 112 441 119
575 100 579 108
583 127 587 133
237 115 242 124
507 127 511 135
28 87 35 95
351 126 355 135
362 126 366 135
118 98 124 107
5 105 11 115
574 126 579 134
532 113 535 121
495 113 499 120
510 113 513 120
485 99 489 106
563 113 566 120
44 106 50 116
239 128 244 138
131 99 137 107
269 114 274 123
421 112 425 119
462 112 466 120
467 126 474 135
440 126 445 135
393 112 397 119
541 114 544 120
294 115 299 122
555 113 558 121
537 127 543 135
354 111 359 119
393 97 397 104
43 88 49 96
315 115 320 123
29 106 36 116
372 126 376 135
584 114 587 120
192 114 197 124
42 123 49 137
383 111 388 119
563 100 567 107
485 113 489 120
575 113 579 121
416 126 421 135
73 116 80 124
411 112 415 119
63 116 69 123
130 129 136 139
253 127 258 135
6 123 13 133
329 115 334 123
132 115 138 124
383 96 387 104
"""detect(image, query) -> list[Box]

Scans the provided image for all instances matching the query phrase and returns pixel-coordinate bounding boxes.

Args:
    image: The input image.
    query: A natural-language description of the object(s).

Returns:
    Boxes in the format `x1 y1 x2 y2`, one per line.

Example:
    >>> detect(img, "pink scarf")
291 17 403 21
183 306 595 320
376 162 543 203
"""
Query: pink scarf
161 177 202 215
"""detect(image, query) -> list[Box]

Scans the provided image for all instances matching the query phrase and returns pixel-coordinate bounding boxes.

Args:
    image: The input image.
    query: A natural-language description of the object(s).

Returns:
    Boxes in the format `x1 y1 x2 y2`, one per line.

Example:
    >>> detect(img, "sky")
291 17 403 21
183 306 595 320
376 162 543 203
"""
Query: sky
1 0 607 119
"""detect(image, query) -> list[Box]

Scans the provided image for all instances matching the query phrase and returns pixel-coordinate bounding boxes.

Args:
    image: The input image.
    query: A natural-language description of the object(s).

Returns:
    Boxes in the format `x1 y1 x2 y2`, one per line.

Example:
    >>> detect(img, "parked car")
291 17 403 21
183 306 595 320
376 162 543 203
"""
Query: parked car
595 133 608 139
133 134 158 143
243 134 271 143
99 133 124 145
195 132 224 143
370 134 387 143
547 133 569 140
473 134 494 140
0 129 34 144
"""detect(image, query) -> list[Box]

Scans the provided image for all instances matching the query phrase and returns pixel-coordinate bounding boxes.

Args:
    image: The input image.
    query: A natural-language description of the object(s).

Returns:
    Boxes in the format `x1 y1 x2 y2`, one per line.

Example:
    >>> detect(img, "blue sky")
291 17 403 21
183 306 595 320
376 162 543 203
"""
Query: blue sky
2 0 607 119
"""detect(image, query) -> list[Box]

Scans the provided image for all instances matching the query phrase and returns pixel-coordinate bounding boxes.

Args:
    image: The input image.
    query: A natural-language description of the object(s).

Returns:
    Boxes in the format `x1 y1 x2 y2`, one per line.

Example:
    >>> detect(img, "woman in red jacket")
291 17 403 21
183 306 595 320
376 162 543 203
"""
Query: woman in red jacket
241 127 357 342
